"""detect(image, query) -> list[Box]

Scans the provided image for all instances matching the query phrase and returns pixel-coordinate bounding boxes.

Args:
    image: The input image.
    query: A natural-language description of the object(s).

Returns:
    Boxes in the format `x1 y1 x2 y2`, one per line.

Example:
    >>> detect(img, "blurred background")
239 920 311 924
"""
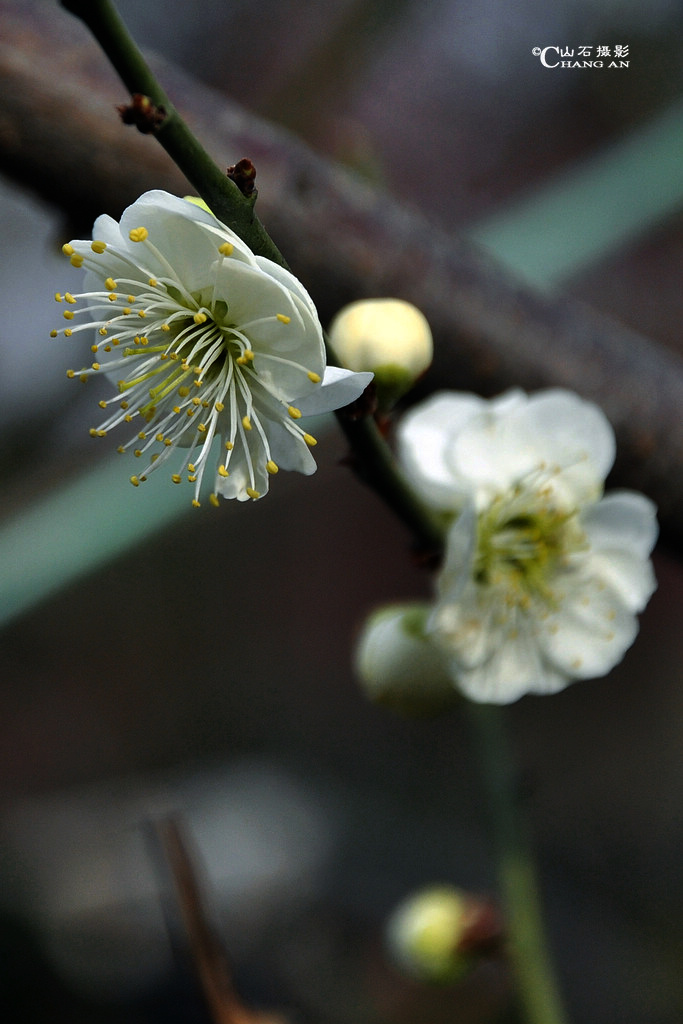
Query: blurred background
1 0 683 1021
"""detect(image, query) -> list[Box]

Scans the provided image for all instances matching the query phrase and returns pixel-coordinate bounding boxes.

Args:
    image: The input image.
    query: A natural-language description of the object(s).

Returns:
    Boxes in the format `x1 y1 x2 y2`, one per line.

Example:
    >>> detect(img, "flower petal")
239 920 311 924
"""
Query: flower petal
295 366 373 416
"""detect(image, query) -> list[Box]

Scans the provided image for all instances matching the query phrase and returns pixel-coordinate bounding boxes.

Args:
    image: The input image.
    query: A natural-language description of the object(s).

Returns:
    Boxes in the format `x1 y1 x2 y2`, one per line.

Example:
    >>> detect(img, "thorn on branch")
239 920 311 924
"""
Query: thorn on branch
227 158 257 197
118 93 167 134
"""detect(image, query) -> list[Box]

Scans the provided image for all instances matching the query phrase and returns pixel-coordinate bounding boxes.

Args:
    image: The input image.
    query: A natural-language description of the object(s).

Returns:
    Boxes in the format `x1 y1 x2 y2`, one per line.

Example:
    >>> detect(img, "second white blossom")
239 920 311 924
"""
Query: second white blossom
397 389 657 703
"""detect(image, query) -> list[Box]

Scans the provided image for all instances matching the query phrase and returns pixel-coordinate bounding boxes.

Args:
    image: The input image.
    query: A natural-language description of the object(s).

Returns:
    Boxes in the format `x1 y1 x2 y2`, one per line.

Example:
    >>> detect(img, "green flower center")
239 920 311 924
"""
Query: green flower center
474 481 586 608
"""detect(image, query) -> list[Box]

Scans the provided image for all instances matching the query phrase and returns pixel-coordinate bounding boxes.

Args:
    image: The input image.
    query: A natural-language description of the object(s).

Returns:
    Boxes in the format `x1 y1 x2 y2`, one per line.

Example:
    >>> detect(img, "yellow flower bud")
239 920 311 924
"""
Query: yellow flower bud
387 885 502 984
328 299 433 410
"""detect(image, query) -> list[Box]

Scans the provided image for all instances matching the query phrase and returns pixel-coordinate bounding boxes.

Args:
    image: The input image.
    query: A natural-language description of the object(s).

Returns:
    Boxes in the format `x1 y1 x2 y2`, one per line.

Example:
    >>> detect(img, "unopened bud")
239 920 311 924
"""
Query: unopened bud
387 885 503 984
329 299 433 410
355 603 458 717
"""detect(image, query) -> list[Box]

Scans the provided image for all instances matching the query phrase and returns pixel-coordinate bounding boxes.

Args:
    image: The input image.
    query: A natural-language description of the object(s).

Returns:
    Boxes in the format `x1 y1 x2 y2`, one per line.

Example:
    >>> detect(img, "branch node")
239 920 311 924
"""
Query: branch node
117 93 167 134
227 158 257 198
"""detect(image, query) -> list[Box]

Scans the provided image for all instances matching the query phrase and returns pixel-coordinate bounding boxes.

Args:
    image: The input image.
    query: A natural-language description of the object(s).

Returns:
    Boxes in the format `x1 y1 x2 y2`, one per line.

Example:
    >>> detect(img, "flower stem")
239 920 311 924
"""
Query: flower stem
466 702 570 1024
59 0 287 266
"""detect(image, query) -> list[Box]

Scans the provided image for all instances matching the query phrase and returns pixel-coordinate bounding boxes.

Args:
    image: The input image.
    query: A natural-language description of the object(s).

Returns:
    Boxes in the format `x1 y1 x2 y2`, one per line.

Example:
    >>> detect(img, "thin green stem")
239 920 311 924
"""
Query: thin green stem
467 702 570 1024
60 0 286 265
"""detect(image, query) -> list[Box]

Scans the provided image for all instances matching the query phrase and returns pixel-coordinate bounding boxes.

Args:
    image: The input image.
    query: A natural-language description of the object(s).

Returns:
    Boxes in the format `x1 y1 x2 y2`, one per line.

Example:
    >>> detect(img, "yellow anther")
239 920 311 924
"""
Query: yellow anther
194 379 202 387
91 362 101 370
138 309 146 318
129 227 149 242
65 293 77 304
303 433 318 446
192 499 201 508
123 308 131 316
117 445 125 454
202 400 209 408
91 344 98 353
70 254 84 268
288 405 302 419
276 314 291 324
188 463 196 472
98 400 107 409
197 423 207 433
161 323 171 332
120 401 129 409
134 449 142 457
242 415 252 430
218 465 229 477
173 405 181 414
62 243 75 256
108 293 117 302
246 487 260 499
103 345 111 352
54 293 63 303
193 311 208 324
91 240 107 254
266 460 279 475
138 432 146 440
112 338 120 345
178 386 190 397
89 428 98 437
219 242 234 256
215 401 225 412
139 336 149 345
63 310 74 320
171 474 182 484
66 369 75 378
148 277 158 287
209 493 220 507
186 408 195 417
188 474 197 483
307 371 321 383
192 396 201 406
105 277 117 290
224 441 234 450
50 329 59 338
124 414 133 422
130 476 140 487
99 327 108 336
64 329 73 337
79 373 88 382
164 438 172 447
155 432 164 442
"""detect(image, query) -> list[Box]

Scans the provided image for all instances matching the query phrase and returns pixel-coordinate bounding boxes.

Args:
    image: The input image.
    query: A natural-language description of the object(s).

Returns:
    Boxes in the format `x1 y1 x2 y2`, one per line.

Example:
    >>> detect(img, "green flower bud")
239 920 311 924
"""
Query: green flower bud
355 603 459 717
386 885 503 984
329 299 433 410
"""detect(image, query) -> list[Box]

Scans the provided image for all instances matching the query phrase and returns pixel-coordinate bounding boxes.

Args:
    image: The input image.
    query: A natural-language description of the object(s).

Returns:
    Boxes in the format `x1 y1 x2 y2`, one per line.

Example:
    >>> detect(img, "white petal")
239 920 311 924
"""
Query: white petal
539 578 639 679
294 366 373 416
254 256 321 321
397 392 491 510
581 490 658 558
579 492 658 611
452 623 568 704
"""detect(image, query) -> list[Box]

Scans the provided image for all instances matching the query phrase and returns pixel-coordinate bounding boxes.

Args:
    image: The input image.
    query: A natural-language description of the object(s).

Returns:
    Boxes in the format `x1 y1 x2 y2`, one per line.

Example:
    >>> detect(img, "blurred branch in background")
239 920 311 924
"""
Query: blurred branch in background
149 817 287 1024
1 0 683 550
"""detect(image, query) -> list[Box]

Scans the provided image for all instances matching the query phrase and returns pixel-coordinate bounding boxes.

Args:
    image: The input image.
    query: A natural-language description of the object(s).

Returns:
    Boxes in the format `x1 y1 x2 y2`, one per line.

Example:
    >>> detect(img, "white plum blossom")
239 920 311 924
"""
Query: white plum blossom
52 190 372 505
398 389 658 704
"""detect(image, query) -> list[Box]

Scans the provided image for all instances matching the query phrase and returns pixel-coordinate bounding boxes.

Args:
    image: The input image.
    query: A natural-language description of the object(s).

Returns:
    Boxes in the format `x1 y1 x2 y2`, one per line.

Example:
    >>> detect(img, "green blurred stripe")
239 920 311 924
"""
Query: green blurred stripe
467 98 683 288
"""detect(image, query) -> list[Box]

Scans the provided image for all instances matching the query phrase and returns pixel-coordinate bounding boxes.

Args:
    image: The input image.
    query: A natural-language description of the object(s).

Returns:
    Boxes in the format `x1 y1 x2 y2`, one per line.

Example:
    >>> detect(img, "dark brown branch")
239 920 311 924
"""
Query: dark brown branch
151 817 285 1024
3 1 683 544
